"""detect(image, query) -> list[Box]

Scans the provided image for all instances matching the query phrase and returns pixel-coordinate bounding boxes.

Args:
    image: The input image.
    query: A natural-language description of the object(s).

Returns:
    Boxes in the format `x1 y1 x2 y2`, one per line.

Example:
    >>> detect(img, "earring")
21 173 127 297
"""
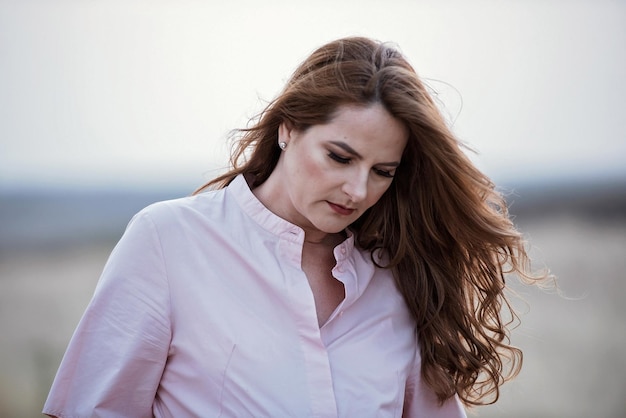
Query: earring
279 141 287 150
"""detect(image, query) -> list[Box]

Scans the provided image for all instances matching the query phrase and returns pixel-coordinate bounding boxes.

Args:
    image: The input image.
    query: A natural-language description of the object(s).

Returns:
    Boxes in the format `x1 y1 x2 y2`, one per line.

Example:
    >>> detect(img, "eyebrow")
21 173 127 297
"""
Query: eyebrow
329 141 401 167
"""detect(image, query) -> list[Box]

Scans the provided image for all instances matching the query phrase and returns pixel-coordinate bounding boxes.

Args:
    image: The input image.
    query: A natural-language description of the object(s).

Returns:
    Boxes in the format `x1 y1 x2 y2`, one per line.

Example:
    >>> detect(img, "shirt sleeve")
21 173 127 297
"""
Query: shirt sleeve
43 209 171 418
403 346 467 418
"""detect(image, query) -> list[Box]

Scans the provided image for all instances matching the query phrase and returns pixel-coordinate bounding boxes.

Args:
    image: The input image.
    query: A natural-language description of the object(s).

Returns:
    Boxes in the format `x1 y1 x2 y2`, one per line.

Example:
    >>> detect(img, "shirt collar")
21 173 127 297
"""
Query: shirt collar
228 174 356 256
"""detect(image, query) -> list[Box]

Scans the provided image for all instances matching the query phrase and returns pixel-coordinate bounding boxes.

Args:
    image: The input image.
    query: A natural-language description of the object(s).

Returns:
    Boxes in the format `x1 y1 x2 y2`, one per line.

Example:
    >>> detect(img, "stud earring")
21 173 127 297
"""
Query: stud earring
279 142 287 150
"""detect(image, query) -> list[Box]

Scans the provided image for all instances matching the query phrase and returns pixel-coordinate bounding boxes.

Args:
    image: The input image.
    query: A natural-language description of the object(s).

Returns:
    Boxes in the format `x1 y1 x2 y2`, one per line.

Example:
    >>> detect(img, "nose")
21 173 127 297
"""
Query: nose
342 170 368 203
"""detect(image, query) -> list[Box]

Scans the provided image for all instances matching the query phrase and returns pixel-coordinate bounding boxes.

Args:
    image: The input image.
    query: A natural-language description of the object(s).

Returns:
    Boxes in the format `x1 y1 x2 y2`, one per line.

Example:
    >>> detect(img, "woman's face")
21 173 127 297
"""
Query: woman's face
262 103 408 240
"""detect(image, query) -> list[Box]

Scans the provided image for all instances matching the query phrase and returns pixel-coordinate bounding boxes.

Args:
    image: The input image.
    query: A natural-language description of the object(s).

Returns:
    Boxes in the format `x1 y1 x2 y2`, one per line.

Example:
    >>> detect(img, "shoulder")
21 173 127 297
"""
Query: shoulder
132 188 228 228
119 186 258 254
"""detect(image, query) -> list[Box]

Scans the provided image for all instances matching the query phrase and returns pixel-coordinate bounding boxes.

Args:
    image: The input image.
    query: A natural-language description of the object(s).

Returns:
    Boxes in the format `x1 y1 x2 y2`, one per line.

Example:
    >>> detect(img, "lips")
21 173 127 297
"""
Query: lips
327 201 355 216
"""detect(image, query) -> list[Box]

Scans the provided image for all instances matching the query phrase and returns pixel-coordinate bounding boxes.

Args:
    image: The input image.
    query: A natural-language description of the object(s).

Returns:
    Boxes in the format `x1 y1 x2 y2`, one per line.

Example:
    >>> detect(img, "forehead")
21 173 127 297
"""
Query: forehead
319 103 408 157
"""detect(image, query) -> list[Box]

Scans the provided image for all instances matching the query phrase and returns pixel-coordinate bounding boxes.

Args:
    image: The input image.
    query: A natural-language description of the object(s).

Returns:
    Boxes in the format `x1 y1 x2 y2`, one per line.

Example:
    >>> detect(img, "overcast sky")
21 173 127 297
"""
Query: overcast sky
1 0 625 191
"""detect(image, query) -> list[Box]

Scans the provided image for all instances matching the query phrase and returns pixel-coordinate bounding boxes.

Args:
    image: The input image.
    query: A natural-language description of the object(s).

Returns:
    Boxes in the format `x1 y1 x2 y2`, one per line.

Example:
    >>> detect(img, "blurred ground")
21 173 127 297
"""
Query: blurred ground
1 181 625 417
477 215 626 417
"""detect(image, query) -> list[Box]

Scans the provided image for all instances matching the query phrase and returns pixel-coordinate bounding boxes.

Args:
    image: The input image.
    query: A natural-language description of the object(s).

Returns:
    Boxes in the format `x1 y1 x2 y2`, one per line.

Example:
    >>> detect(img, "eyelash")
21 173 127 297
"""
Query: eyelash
374 168 394 178
327 152 395 178
328 152 351 164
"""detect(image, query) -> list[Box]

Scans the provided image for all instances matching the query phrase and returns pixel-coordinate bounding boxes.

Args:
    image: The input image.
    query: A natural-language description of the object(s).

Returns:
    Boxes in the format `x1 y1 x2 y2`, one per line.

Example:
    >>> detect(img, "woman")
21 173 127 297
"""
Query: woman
44 37 541 417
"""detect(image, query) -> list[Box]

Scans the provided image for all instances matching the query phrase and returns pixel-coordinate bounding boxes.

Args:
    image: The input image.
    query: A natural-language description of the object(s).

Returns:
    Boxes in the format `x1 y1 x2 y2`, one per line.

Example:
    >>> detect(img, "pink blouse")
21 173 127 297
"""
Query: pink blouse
44 174 466 417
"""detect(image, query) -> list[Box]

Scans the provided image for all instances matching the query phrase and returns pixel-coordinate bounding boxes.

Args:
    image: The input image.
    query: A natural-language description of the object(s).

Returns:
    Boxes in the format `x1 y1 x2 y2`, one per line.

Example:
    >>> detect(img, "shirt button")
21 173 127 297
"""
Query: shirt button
340 247 346 255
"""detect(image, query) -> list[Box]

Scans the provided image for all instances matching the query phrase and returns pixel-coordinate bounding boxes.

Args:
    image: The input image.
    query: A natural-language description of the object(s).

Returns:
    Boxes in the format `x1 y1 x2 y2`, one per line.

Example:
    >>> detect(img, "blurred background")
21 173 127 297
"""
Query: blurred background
1 0 625 416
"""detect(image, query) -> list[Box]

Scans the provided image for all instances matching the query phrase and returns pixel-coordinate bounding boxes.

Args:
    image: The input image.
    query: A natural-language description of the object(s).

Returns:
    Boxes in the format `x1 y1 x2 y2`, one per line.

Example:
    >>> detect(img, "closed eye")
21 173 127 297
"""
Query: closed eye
374 168 394 178
328 152 351 164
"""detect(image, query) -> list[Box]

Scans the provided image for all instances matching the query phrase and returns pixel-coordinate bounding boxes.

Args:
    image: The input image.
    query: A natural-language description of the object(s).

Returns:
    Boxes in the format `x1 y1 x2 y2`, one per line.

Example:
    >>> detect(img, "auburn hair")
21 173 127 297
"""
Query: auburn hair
195 36 546 406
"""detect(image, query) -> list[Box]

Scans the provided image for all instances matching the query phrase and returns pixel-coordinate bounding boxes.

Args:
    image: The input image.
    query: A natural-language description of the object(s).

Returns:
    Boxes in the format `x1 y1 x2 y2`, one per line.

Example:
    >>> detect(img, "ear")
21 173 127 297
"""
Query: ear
278 120 295 144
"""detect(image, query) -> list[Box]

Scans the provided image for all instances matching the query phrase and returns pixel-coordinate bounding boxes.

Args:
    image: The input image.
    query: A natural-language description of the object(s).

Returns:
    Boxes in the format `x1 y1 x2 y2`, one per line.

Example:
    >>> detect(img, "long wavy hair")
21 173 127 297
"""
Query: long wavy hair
195 36 545 406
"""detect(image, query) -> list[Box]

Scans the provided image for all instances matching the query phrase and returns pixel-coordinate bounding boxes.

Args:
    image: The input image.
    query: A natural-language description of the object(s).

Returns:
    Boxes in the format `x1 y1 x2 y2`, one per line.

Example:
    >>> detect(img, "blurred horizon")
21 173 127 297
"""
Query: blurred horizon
2 163 626 195
2 173 625 255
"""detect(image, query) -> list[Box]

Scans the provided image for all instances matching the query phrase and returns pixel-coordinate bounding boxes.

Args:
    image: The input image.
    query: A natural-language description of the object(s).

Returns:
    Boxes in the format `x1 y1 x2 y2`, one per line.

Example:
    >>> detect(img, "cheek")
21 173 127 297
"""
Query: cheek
366 182 393 207
303 154 326 175
286 152 331 207
296 153 330 183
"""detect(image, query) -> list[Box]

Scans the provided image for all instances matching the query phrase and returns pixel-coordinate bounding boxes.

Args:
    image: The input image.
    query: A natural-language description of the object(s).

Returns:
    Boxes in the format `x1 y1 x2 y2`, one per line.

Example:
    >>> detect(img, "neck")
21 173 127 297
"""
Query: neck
304 231 346 247
251 172 346 248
